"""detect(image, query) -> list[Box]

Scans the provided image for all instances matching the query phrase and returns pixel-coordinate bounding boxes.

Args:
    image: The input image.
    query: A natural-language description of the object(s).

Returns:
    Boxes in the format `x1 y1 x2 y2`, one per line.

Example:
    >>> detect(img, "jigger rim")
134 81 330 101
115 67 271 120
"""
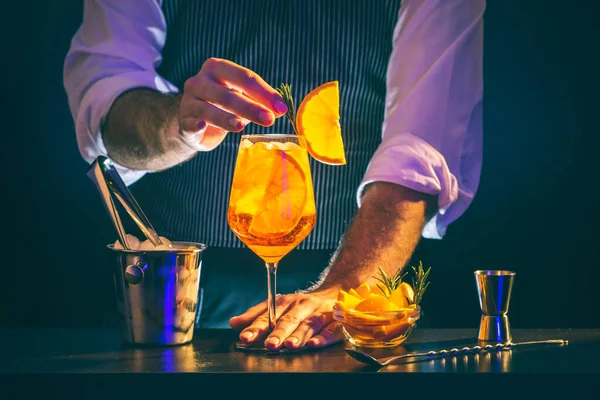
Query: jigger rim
474 270 516 276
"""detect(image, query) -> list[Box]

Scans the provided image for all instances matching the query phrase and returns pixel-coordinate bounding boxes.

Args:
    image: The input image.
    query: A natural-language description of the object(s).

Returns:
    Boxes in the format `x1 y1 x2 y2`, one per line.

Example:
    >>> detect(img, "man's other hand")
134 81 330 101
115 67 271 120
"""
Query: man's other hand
229 288 344 351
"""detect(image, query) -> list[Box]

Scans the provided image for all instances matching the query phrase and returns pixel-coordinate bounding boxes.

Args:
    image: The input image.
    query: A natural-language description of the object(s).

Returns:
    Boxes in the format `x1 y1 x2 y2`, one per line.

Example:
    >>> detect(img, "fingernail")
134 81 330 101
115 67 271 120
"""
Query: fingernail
258 111 273 125
228 117 243 130
241 331 254 342
308 338 320 347
197 120 207 130
274 100 288 114
267 337 280 347
285 337 299 347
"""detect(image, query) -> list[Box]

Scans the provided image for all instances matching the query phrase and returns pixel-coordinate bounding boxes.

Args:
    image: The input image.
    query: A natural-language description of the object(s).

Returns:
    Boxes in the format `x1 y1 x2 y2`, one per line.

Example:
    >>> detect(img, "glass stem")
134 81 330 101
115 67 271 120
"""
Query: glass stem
265 262 278 332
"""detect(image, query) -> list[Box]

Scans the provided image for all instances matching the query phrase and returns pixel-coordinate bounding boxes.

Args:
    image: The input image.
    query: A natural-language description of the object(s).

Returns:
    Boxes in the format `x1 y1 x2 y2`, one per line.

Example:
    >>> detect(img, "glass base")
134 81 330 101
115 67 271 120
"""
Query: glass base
234 341 314 354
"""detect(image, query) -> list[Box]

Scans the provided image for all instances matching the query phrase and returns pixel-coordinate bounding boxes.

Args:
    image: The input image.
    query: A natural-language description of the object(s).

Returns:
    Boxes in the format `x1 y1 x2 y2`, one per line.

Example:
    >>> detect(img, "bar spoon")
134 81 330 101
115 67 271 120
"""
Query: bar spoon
345 339 568 367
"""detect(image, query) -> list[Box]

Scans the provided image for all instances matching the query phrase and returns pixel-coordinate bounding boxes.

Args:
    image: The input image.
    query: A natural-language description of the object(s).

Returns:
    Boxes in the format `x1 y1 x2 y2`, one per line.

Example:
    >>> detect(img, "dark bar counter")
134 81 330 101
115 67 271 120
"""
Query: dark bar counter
2 328 599 398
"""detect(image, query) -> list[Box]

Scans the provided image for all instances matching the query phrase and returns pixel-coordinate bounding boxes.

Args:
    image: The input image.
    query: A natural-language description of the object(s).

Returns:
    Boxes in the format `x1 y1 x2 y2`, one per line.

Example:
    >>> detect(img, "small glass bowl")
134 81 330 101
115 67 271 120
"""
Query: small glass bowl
333 305 421 348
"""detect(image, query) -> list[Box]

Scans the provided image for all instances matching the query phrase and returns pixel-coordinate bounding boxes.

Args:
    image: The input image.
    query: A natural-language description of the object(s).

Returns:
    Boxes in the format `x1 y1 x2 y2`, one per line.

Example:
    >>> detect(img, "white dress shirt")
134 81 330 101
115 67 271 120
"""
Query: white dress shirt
63 0 484 239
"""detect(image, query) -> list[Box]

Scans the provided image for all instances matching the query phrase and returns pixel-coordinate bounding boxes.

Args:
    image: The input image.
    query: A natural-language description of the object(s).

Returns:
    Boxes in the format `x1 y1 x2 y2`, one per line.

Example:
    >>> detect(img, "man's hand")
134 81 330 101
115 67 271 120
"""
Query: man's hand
179 58 288 151
229 182 434 350
229 288 345 351
103 59 287 171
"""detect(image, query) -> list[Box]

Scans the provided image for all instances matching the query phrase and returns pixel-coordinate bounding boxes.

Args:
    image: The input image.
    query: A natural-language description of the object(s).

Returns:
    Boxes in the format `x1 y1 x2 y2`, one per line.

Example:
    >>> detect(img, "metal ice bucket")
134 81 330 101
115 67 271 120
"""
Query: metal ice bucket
86 156 208 346
109 241 206 346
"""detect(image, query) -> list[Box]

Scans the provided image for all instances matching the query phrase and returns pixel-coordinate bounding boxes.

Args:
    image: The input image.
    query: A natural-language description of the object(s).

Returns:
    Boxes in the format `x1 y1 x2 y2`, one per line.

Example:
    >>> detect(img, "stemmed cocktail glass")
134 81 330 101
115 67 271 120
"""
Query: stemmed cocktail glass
228 134 316 348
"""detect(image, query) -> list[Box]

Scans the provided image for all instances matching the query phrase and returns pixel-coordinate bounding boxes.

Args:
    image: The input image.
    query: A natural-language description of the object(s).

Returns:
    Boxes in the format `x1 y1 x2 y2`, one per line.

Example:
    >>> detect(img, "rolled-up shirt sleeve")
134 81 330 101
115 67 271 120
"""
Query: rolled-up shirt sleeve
357 0 485 239
63 0 179 185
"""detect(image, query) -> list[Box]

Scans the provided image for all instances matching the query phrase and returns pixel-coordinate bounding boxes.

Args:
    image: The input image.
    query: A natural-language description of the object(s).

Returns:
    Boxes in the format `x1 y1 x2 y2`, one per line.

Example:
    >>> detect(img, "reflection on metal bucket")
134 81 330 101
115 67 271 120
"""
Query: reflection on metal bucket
109 241 207 346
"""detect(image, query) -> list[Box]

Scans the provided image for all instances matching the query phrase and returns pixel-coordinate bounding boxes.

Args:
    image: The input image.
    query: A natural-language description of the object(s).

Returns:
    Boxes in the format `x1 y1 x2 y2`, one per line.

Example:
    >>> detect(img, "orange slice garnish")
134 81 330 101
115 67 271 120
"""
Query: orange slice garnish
296 81 346 165
231 141 308 239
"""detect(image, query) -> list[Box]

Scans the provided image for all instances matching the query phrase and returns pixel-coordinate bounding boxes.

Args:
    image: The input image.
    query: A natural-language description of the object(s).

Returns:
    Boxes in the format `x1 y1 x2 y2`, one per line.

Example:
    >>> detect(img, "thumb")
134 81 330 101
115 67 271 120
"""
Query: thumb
179 119 228 151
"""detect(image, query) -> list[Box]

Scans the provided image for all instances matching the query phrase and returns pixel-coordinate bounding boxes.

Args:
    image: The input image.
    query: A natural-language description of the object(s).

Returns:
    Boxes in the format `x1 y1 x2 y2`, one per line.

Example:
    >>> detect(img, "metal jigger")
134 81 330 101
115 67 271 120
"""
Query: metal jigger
474 270 516 343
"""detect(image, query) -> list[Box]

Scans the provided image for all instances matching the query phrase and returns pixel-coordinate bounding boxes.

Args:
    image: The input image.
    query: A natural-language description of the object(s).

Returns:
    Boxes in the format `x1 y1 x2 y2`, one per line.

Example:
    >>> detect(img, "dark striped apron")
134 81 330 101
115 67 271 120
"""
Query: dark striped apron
131 0 402 326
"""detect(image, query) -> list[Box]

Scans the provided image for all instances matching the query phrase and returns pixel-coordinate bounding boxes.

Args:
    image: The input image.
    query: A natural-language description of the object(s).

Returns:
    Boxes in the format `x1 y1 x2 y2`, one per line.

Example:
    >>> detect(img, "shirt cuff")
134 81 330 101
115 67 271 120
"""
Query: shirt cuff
75 70 179 186
356 132 461 239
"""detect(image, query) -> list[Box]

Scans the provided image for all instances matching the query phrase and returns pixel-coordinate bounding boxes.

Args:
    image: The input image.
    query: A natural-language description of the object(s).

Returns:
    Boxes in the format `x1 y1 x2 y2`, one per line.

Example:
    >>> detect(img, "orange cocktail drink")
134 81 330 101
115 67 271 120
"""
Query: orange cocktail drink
228 135 316 263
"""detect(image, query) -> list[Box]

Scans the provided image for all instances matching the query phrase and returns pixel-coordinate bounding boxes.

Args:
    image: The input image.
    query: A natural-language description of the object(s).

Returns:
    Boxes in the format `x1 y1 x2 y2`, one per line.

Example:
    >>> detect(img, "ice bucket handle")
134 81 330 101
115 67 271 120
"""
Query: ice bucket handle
124 261 148 285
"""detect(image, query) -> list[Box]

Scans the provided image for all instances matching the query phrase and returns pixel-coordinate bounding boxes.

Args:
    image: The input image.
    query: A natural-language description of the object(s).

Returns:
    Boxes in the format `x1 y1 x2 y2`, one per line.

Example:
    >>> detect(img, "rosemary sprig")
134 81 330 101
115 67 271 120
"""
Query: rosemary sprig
411 261 431 306
373 266 407 298
275 83 298 134
372 262 431 305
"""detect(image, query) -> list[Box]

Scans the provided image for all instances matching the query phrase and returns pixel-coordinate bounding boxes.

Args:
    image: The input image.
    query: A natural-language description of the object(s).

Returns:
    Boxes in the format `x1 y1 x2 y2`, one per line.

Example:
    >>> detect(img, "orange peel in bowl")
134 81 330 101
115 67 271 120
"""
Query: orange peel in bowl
332 263 431 347
388 287 409 308
335 290 362 310
354 294 402 313
333 306 420 348
354 282 371 299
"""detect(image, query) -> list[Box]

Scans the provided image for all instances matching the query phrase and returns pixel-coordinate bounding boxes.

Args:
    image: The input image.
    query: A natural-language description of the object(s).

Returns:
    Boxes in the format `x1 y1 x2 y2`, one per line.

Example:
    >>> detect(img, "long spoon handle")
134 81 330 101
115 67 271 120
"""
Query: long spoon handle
383 339 568 365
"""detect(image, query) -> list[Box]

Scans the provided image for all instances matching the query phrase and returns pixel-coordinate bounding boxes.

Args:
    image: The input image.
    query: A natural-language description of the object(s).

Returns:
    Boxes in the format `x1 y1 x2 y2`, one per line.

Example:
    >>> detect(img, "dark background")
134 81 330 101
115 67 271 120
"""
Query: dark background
1 0 598 330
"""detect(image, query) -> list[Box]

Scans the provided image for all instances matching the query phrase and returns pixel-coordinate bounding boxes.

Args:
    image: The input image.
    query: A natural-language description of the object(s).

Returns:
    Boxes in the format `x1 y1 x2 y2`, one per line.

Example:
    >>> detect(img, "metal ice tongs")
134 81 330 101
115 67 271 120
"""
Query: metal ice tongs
86 156 165 250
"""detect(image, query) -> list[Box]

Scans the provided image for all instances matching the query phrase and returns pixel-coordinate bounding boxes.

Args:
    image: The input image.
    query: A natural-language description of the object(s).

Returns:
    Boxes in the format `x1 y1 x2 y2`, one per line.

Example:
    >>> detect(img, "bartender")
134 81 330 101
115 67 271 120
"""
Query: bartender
64 0 484 351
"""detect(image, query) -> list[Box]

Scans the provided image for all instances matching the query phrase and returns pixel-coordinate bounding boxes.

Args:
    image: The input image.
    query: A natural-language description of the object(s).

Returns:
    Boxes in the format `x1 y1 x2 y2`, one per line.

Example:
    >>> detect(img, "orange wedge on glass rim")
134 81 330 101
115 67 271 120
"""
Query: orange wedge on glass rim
296 81 346 165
